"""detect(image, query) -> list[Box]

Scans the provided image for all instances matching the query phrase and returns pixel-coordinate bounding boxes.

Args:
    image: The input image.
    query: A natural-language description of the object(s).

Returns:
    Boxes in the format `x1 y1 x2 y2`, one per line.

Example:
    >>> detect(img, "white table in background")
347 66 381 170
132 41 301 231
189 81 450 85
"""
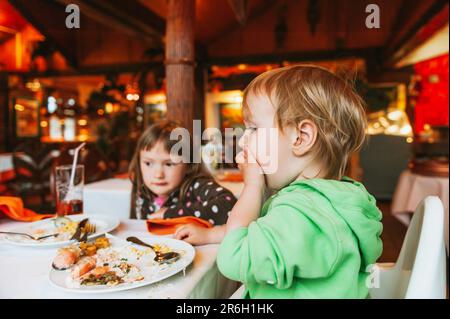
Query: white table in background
83 178 244 220
0 218 238 299
84 178 132 219
0 153 14 182
391 170 449 252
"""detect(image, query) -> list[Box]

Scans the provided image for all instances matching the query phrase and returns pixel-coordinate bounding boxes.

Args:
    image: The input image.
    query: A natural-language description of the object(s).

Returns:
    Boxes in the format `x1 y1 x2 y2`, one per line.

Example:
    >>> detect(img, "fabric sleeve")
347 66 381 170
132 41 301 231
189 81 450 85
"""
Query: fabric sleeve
217 204 342 289
164 178 237 225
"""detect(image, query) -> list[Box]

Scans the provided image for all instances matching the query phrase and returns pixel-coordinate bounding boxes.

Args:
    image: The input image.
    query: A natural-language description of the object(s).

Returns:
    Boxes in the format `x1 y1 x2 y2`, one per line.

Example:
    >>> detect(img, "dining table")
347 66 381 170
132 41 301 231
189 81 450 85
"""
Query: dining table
0 218 239 299
391 169 449 253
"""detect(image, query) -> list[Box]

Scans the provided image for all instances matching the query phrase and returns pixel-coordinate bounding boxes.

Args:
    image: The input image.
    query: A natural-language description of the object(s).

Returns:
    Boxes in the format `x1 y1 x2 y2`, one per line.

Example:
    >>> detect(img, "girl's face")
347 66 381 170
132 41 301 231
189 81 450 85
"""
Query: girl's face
239 93 304 190
140 141 187 197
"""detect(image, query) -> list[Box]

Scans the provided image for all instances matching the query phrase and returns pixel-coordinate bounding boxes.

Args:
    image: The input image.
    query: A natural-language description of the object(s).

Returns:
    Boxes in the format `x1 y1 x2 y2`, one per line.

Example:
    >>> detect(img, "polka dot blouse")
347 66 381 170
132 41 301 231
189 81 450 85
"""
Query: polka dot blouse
136 177 237 225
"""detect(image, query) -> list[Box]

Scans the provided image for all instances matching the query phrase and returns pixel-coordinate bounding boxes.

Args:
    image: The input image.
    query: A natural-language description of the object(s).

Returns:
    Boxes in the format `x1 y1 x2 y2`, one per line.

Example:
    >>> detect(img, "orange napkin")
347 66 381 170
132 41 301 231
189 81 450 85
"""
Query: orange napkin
146 216 213 235
0 196 53 222
216 171 243 182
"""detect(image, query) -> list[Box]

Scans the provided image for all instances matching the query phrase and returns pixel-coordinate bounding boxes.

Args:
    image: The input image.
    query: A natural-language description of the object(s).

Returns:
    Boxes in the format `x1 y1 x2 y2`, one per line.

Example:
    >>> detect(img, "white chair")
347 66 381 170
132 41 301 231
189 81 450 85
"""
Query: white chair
370 196 447 299
229 284 245 299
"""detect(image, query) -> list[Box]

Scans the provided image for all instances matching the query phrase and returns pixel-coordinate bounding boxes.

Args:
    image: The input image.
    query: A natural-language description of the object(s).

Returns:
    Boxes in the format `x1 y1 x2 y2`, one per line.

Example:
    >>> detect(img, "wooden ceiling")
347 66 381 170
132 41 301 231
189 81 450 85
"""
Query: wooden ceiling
0 0 27 43
1 0 448 72
139 0 273 44
140 0 447 60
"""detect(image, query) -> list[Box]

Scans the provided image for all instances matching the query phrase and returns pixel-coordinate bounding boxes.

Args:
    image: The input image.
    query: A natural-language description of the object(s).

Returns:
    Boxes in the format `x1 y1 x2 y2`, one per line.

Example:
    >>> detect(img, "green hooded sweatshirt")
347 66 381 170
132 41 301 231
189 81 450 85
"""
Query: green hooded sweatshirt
217 177 383 299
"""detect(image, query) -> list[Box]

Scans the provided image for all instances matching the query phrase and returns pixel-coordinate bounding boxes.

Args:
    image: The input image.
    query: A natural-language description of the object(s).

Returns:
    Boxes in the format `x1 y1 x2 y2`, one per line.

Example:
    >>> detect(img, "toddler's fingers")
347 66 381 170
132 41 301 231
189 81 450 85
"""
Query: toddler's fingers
235 151 245 164
174 226 190 240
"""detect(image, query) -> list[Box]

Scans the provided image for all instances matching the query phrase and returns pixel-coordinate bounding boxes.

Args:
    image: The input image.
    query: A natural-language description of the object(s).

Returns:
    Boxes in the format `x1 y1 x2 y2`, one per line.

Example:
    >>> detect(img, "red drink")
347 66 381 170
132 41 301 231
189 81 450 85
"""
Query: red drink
57 199 83 216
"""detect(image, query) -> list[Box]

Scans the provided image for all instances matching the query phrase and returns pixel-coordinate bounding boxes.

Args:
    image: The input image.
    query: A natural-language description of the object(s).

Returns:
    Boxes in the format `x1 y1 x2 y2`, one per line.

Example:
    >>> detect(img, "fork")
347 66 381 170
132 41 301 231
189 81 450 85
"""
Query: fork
0 231 59 241
79 222 97 242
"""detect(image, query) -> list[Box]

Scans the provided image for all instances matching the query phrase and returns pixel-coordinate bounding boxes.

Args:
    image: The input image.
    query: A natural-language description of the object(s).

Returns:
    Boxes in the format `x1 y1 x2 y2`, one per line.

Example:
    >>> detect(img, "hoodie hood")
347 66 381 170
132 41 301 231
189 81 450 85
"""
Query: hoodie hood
287 177 383 269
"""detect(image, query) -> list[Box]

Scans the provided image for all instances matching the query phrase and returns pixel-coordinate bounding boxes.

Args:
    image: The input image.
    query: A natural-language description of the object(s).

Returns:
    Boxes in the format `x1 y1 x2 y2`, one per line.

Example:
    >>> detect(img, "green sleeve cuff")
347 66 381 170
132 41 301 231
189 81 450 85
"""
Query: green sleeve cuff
217 227 248 282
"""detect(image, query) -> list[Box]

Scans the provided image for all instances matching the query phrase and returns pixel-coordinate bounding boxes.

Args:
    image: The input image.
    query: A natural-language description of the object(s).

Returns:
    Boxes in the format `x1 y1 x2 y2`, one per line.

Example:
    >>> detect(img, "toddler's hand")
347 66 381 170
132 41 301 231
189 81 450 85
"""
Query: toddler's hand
236 145 265 190
174 224 210 245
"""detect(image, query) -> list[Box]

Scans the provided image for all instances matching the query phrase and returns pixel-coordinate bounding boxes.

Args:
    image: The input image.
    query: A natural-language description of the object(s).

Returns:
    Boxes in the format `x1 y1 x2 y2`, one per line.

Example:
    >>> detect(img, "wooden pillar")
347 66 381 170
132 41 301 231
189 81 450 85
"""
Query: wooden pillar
165 0 196 133
194 63 206 130
0 74 9 152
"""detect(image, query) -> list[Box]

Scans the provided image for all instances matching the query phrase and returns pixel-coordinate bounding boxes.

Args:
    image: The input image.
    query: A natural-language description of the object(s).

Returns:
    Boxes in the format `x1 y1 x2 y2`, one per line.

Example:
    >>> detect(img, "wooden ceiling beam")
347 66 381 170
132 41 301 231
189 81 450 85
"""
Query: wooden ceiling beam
3 61 163 78
383 0 449 67
55 0 164 46
9 0 79 68
205 47 383 66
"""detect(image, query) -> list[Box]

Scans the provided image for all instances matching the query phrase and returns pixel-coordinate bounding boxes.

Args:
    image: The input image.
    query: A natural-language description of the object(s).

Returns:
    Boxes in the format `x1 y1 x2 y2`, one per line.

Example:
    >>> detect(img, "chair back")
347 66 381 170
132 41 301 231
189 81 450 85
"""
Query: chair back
370 196 447 298
12 141 59 193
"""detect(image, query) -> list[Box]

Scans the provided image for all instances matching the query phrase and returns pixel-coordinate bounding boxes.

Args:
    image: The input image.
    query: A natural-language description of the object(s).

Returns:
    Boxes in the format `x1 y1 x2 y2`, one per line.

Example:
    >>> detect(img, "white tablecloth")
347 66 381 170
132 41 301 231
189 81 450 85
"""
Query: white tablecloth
0 153 13 173
0 219 238 299
391 170 449 251
84 178 244 220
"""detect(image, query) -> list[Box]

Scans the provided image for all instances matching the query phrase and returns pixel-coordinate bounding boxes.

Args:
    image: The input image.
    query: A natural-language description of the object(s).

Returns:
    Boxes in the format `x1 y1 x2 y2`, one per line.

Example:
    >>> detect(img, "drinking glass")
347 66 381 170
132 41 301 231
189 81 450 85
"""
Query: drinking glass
55 164 84 216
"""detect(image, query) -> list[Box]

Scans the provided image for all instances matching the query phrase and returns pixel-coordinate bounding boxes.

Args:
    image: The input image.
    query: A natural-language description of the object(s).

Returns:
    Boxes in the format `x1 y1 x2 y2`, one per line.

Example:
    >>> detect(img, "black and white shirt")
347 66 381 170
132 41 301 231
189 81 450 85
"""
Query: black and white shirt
135 177 237 226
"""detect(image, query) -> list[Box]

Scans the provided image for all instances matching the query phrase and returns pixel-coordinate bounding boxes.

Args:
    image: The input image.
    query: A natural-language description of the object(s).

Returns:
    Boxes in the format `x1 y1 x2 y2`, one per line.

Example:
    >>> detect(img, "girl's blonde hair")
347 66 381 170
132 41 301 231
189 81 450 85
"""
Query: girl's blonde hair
129 120 211 204
243 65 367 180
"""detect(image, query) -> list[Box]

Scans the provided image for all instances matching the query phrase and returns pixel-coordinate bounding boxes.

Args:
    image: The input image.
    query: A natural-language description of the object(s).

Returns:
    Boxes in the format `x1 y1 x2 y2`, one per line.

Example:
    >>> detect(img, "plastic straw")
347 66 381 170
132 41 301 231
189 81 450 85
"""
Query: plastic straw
66 142 85 199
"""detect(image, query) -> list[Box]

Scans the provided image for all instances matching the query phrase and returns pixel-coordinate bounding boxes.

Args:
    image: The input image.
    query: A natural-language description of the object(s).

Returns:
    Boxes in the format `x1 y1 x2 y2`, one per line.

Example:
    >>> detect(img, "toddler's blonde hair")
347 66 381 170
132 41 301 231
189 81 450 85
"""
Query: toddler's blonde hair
242 65 367 180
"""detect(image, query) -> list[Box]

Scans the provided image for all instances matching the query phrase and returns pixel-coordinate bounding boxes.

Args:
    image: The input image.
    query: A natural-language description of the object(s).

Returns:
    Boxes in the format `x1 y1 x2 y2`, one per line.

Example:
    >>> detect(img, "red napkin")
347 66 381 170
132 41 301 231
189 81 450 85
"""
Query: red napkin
114 173 129 179
0 169 15 182
0 196 53 222
146 216 213 235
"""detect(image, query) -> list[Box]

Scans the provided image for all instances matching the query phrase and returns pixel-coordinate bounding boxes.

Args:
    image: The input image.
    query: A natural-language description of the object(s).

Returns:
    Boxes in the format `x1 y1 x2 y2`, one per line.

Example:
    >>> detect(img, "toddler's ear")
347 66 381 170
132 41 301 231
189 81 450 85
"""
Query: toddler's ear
291 120 317 156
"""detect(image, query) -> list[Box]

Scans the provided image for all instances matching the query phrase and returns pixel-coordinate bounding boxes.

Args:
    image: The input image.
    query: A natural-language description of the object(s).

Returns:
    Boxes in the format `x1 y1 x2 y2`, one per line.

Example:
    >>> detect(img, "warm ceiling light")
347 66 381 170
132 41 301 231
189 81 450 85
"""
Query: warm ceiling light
14 104 24 111
25 79 41 92
105 102 113 113
387 110 403 121
237 64 247 70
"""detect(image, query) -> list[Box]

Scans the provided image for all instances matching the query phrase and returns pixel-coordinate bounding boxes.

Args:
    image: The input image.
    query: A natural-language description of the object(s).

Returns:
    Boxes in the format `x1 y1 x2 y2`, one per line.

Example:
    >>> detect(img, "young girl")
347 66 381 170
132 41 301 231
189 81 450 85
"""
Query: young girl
129 120 237 245
216 65 383 298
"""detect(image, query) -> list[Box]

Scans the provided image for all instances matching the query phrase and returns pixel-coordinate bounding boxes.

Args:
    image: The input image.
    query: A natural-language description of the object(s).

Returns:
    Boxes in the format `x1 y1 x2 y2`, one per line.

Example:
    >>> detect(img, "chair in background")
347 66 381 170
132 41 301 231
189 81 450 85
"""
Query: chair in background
10 140 59 212
229 285 245 299
52 143 112 187
370 196 447 299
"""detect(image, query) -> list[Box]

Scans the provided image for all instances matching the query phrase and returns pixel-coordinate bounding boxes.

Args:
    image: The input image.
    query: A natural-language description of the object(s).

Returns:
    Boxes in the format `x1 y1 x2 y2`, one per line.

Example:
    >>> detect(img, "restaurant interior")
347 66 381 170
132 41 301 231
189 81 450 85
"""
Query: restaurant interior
0 0 448 299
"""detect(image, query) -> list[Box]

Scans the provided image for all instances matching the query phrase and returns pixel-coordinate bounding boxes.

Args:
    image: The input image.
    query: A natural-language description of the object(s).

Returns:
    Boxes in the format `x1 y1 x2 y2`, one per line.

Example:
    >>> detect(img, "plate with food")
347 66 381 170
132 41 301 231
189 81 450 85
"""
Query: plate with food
48 234 195 293
1 214 120 248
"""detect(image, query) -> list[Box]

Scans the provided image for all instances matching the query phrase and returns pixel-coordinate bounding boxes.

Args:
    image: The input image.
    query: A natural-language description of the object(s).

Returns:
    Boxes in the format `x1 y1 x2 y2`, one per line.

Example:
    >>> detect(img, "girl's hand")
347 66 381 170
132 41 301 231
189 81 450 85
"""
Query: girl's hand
174 224 211 245
148 207 167 219
235 145 265 191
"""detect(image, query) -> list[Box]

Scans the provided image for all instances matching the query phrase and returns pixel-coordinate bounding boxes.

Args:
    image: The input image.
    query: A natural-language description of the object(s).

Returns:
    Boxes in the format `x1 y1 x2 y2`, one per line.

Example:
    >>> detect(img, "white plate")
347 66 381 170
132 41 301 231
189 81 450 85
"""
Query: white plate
1 214 120 248
48 234 195 294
